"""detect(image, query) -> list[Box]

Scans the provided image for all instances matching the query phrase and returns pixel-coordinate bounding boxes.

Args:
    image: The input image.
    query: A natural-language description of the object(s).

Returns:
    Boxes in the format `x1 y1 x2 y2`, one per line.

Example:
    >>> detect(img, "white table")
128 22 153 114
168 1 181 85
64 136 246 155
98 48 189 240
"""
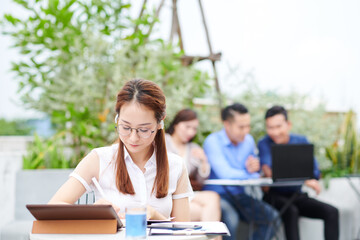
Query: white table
204 177 305 187
30 231 214 240
29 221 226 240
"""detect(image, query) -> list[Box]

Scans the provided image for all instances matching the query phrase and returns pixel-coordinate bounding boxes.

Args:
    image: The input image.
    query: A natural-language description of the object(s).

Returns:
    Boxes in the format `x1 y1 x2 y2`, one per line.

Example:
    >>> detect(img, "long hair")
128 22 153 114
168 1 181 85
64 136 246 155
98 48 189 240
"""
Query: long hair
114 79 168 198
166 109 198 139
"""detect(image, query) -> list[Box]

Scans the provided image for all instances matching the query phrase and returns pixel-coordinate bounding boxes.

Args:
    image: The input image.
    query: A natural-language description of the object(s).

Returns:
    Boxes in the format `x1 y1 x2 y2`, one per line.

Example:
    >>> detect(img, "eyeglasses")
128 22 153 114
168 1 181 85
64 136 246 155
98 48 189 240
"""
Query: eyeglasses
116 124 156 139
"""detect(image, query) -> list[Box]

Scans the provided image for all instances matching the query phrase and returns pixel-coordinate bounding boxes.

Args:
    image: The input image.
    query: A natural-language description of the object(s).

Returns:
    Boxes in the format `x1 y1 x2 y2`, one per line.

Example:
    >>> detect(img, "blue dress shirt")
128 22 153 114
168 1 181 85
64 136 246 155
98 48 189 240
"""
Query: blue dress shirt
258 134 320 193
203 129 260 195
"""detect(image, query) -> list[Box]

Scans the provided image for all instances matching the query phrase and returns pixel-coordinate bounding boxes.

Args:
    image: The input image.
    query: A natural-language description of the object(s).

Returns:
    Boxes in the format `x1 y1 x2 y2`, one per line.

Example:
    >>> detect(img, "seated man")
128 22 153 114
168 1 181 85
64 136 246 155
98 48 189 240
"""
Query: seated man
203 103 279 240
258 105 339 240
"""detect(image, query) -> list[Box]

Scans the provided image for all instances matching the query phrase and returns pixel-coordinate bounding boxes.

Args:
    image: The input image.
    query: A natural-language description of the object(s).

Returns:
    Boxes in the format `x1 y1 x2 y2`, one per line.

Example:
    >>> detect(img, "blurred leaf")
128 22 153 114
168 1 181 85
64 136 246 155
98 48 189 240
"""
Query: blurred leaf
0 118 32 135
324 110 360 178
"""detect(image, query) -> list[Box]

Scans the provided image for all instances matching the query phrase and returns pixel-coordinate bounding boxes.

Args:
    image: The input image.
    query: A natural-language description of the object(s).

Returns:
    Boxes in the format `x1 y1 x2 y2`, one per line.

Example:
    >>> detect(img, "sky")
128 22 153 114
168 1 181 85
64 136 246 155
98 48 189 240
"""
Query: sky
1 0 360 119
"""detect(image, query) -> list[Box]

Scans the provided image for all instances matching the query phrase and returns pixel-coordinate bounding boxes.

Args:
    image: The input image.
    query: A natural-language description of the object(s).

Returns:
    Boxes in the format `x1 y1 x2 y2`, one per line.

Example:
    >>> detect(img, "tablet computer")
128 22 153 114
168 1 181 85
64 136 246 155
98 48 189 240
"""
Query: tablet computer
26 204 123 229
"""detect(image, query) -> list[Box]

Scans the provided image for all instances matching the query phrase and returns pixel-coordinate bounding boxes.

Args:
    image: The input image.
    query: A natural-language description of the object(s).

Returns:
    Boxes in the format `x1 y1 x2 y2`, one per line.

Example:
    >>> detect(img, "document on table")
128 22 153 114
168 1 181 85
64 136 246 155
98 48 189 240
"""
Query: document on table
148 222 230 236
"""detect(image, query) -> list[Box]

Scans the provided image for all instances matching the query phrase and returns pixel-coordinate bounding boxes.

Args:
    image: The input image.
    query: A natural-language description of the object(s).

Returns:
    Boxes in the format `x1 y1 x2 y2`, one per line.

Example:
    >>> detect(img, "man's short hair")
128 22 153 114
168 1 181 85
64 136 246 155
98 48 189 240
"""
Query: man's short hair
221 103 248 121
265 105 288 120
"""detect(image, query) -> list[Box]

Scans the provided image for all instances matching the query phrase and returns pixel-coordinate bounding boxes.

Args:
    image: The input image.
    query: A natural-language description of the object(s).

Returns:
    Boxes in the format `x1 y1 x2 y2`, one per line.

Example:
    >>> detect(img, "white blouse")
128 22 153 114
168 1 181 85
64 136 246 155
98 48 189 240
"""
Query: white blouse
70 144 193 218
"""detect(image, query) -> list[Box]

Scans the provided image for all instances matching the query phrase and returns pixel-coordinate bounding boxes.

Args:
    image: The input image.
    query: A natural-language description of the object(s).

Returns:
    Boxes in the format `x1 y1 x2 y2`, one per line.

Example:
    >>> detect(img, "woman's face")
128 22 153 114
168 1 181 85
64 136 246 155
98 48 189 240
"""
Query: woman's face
173 119 199 144
117 102 160 155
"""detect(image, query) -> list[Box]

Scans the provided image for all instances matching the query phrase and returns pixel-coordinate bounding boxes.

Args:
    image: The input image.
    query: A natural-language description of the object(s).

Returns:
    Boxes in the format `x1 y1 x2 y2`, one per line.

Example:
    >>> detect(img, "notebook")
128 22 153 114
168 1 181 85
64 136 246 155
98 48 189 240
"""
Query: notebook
271 144 314 182
26 204 123 229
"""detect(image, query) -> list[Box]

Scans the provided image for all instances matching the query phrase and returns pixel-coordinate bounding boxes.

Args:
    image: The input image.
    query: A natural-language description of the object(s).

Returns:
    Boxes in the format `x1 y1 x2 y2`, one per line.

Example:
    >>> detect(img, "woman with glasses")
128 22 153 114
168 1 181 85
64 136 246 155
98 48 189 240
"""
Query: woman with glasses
165 109 221 226
49 79 193 221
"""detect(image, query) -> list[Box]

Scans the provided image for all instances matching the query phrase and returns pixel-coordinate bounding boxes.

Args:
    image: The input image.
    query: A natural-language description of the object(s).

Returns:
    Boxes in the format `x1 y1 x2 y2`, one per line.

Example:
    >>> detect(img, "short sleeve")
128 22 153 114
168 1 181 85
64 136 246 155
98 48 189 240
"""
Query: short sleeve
70 149 99 192
172 161 194 200
301 136 321 179
69 172 93 192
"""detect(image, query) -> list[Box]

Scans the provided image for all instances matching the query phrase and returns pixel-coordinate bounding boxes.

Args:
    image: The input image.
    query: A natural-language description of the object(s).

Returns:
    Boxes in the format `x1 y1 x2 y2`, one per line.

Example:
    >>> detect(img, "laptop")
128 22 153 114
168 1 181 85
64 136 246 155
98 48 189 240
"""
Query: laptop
271 144 314 182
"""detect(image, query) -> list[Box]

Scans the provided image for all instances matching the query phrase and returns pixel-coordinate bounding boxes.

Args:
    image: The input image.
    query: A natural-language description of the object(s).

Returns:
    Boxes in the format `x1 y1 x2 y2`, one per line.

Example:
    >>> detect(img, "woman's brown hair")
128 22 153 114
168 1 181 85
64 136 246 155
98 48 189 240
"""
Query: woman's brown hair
166 109 197 140
115 79 168 198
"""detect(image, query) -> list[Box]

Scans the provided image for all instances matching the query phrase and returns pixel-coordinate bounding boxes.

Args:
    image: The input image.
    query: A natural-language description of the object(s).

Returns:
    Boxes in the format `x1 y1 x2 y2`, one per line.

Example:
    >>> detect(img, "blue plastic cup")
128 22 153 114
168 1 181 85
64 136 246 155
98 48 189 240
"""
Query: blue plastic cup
125 206 147 239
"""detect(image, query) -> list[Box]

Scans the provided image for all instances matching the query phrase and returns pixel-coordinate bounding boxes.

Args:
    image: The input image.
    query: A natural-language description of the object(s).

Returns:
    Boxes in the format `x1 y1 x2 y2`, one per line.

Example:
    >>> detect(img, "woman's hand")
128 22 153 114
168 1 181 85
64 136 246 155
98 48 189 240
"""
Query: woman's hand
147 205 155 220
147 205 166 220
192 147 210 177
191 148 208 163
94 198 121 215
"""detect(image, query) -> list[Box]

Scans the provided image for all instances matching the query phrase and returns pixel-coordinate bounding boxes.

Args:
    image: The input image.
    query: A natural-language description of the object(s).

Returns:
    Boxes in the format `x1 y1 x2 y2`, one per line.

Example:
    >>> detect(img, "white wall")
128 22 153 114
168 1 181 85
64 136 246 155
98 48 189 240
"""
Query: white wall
0 136 32 226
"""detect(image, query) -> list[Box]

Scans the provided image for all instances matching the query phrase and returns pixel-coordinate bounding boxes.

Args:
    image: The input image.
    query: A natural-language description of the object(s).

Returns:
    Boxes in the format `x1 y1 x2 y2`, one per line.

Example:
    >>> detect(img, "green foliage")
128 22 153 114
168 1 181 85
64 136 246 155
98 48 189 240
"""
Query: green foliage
1 0 212 169
23 133 69 169
4 0 345 175
1 0 132 105
0 118 32 135
324 110 360 178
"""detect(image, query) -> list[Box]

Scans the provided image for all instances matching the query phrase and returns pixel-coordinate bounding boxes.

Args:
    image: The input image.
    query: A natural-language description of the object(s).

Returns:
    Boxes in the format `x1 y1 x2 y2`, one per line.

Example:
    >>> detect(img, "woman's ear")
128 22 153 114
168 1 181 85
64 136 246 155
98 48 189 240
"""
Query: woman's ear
158 115 166 130
114 114 119 124
160 120 164 129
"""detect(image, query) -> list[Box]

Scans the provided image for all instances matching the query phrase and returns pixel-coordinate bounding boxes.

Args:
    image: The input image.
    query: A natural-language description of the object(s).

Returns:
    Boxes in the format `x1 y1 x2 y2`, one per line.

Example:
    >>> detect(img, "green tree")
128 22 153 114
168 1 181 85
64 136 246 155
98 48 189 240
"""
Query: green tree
1 0 212 168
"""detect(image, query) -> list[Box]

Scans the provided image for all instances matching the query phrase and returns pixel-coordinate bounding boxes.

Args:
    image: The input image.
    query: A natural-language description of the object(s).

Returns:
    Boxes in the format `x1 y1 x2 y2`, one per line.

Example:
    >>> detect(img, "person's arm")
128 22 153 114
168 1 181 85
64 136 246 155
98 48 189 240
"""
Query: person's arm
203 134 259 179
301 137 322 193
258 139 273 177
147 205 167 220
190 146 210 182
262 165 272 178
171 161 192 221
313 160 320 179
171 198 190 221
258 140 272 192
301 137 321 179
48 151 99 204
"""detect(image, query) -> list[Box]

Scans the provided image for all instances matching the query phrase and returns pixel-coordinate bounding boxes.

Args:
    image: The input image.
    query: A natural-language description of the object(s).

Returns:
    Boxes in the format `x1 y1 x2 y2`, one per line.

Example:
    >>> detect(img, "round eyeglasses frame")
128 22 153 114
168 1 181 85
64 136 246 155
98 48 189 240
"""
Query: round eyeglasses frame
116 124 156 139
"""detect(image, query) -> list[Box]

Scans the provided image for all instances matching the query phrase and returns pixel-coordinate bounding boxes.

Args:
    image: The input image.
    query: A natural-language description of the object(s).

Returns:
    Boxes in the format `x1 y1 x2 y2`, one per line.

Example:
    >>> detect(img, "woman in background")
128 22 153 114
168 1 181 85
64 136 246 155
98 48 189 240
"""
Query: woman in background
165 109 221 224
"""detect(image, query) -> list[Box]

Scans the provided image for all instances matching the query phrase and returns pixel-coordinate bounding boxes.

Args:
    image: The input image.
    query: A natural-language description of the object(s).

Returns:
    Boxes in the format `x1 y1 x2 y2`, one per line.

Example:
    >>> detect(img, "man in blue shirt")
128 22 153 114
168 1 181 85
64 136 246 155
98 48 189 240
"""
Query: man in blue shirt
258 105 339 240
203 103 279 240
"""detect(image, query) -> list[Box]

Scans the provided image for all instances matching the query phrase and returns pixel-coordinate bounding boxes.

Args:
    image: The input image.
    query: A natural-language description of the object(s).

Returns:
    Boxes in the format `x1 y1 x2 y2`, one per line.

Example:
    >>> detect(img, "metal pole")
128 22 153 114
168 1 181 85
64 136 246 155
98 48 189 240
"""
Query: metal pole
198 0 222 108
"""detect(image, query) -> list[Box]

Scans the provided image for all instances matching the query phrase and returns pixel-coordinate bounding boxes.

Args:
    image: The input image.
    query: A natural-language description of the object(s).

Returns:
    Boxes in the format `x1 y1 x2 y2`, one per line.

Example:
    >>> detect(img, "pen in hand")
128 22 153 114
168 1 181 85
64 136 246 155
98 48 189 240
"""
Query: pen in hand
91 177 121 215
91 177 106 198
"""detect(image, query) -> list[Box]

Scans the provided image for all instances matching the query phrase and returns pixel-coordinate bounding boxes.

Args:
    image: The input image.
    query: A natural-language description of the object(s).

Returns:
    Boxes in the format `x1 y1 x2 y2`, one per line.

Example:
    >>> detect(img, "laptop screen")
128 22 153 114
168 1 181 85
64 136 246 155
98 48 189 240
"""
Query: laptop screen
271 144 314 182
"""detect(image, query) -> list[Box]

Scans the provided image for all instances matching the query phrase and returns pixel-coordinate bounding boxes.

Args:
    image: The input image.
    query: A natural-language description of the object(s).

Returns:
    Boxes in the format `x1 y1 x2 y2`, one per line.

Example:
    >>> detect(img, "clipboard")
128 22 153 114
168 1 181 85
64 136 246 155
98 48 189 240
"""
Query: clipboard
26 204 123 234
